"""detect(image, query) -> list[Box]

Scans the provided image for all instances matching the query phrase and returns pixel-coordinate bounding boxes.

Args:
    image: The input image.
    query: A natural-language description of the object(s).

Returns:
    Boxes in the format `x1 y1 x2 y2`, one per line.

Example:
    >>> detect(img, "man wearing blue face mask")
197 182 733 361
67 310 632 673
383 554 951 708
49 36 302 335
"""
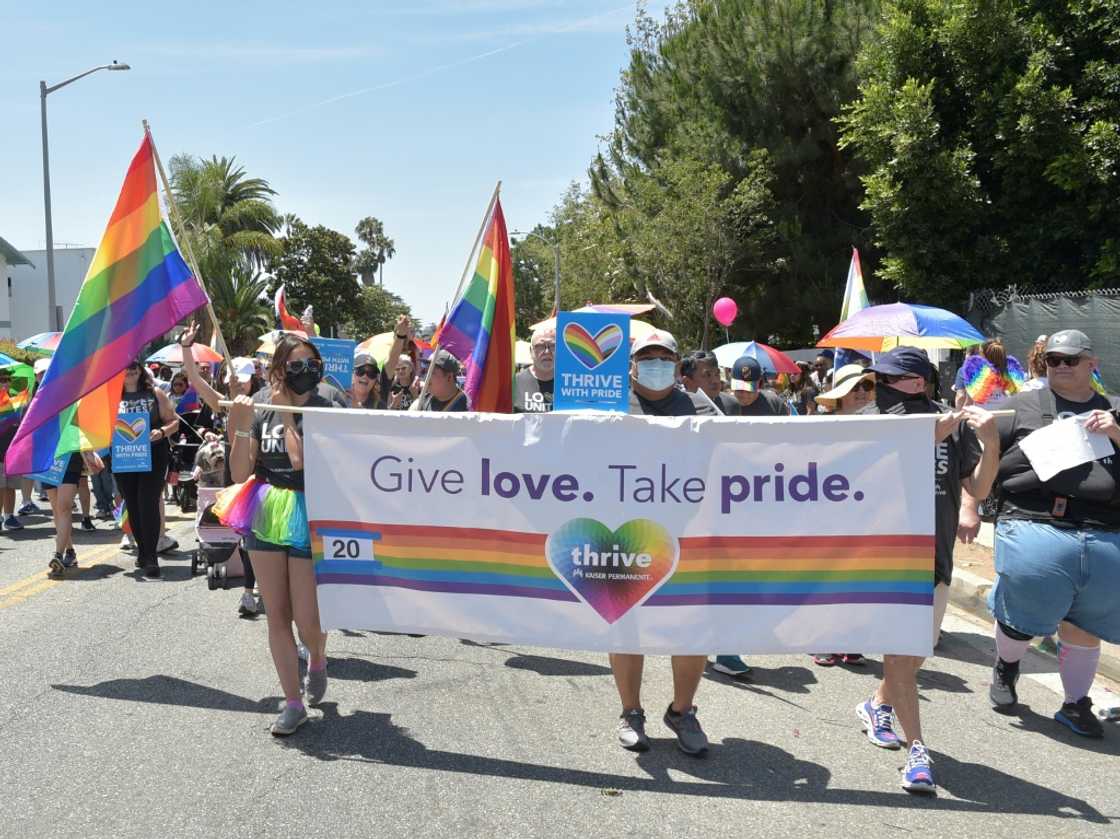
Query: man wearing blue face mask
614 330 718 757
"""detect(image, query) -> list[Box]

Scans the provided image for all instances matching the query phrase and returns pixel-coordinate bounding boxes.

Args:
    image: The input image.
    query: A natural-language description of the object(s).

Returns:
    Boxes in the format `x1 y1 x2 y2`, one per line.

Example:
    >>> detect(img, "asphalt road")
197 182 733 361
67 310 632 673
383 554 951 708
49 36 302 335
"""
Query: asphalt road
1 506 1117 839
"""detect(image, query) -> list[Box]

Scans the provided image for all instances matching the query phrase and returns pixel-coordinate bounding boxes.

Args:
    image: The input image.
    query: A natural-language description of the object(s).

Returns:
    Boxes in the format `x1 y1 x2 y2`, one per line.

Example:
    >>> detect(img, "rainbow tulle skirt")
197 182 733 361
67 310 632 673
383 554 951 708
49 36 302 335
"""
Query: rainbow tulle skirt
211 476 310 551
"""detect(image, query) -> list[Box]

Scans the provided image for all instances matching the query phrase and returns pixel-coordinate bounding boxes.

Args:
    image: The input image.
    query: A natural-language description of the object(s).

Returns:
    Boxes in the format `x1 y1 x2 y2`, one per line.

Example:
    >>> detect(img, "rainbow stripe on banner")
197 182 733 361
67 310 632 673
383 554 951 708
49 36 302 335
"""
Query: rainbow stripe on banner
312 522 932 607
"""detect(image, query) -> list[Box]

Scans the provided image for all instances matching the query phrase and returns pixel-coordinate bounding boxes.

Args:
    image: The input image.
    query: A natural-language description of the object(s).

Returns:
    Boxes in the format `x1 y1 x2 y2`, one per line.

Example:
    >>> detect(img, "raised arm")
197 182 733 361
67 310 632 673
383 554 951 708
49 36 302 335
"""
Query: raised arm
385 314 413 383
178 321 223 414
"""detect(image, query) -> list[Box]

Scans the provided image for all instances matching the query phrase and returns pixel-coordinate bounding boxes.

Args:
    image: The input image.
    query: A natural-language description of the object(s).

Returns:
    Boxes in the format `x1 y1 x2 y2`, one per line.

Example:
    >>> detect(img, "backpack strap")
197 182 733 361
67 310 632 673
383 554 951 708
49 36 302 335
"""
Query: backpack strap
1038 387 1057 426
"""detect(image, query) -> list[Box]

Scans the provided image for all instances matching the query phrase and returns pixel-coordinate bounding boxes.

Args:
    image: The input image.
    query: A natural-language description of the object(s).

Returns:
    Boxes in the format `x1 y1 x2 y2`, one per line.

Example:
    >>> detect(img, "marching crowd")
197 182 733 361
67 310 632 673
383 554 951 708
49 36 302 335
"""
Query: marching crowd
1 316 1117 797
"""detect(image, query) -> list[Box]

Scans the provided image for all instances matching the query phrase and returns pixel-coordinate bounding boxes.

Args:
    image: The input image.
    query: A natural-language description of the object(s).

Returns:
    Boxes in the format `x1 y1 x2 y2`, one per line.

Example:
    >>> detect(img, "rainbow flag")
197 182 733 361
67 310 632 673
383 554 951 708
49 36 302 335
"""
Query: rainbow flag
0 388 30 435
6 134 209 474
176 386 201 414
437 196 515 412
839 247 869 321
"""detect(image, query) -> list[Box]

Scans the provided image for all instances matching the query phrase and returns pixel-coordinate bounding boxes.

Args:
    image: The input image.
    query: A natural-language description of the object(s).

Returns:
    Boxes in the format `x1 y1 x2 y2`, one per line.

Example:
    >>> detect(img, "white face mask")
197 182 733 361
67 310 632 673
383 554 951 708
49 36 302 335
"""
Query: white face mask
635 359 677 391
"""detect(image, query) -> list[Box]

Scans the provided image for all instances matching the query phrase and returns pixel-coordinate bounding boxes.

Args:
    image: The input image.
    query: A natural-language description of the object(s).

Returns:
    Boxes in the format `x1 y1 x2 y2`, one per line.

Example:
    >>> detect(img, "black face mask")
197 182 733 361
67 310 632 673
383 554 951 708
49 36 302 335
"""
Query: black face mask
876 383 930 414
285 369 321 396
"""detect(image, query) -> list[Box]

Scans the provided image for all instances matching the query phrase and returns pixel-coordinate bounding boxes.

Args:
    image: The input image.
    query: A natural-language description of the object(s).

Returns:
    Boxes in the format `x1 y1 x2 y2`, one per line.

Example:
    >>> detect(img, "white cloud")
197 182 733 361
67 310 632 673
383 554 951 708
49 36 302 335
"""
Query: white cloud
140 43 381 64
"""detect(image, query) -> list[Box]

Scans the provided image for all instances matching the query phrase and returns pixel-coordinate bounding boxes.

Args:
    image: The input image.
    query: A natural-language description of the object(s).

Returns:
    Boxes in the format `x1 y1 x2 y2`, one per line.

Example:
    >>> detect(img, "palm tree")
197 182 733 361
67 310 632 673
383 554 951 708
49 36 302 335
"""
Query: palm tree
206 265 272 356
354 216 396 285
169 154 283 282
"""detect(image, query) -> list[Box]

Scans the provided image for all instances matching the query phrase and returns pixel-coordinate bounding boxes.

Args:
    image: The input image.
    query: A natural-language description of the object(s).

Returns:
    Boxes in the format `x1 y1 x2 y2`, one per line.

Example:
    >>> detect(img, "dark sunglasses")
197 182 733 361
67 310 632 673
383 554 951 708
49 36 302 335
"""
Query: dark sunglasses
1045 354 1085 368
850 380 875 393
354 365 379 378
285 358 323 375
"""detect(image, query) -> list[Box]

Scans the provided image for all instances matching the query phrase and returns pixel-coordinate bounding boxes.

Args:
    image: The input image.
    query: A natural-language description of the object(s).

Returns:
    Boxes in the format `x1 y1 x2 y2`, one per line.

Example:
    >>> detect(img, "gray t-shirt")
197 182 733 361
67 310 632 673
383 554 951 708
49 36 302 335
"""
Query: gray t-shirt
513 369 554 413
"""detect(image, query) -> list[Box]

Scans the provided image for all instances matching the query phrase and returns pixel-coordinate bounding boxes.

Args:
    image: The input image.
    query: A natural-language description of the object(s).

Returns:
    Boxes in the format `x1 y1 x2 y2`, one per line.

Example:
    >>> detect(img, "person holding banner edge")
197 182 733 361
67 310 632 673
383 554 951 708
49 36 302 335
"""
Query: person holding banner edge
854 347 999 794
217 333 332 736
615 329 718 756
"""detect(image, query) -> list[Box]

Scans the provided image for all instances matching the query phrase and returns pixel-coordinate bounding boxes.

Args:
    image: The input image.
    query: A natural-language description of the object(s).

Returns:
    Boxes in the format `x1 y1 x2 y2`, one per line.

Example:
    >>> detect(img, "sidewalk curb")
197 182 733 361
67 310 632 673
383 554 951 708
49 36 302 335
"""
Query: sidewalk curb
949 568 1120 684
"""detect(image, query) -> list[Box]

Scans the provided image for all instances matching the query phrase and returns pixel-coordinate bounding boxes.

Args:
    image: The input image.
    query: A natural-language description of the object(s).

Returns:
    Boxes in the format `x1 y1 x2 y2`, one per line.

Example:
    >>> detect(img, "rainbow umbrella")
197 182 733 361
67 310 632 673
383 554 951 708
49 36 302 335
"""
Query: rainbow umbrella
818 303 984 351
17 331 62 353
712 341 800 374
147 343 224 365
0 351 18 367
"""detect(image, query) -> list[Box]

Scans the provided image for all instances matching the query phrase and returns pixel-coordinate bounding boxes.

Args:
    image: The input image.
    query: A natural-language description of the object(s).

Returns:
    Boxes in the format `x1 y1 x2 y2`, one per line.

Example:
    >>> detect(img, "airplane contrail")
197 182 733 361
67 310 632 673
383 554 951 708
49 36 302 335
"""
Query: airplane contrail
246 4 634 129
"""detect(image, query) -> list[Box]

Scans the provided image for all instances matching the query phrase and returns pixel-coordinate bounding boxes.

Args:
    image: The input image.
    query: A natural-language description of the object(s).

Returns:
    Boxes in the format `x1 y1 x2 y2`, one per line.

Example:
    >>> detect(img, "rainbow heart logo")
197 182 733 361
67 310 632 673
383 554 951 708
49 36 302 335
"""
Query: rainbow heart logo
114 418 147 442
546 518 678 624
562 323 624 370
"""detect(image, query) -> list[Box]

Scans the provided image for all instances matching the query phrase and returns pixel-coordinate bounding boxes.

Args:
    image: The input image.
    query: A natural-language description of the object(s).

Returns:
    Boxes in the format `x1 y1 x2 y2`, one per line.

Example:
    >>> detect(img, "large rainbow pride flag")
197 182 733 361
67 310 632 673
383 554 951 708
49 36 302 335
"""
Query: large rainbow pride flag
437 196 515 412
6 134 209 474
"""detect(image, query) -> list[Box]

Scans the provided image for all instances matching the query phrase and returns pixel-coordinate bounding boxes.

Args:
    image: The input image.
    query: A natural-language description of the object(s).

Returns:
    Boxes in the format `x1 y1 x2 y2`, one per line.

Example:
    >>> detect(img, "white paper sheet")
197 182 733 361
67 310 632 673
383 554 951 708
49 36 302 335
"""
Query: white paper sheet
1018 413 1114 482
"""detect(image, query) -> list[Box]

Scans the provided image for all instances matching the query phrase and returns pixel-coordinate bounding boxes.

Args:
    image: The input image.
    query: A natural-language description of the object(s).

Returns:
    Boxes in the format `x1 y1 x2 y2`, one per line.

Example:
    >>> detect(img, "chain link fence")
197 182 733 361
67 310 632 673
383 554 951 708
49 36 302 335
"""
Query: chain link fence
966 287 1120 393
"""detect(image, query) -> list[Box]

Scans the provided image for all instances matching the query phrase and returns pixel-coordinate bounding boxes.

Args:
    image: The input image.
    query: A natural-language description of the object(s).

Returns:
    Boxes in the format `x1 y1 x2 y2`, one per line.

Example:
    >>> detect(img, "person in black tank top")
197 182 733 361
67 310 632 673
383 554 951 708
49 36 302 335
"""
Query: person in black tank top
116 361 179 578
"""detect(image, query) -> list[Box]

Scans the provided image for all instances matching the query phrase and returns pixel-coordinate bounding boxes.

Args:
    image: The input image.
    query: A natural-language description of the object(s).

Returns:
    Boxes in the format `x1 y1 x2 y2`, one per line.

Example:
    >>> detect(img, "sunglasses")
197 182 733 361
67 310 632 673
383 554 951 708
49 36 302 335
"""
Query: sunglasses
285 358 323 375
849 380 875 393
354 365 378 378
533 342 556 352
1045 354 1085 368
879 373 922 384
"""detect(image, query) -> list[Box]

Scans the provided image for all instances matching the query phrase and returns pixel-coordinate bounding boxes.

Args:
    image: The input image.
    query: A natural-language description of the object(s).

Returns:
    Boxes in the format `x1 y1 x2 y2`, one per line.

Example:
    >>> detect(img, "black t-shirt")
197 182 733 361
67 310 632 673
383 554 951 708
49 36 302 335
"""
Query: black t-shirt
714 391 740 416
996 388 1120 529
513 369 554 413
862 398 982 585
418 390 469 412
736 390 791 417
629 388 719 417
251 389 332 491
379 370 416 411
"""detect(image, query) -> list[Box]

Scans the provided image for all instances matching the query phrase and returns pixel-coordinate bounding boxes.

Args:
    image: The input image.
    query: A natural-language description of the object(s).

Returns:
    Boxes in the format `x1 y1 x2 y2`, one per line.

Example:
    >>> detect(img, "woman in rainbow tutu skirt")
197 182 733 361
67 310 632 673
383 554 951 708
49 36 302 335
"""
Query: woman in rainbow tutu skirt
214 333 332 736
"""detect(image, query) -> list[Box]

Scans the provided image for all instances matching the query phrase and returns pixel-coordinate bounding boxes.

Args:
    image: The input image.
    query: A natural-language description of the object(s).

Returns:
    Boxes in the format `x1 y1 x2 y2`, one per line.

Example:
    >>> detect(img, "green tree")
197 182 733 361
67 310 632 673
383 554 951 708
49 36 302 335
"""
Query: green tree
353 216 396 286
343 285 414 340
510 228 555 336
169 154 282 282
270 218 359 334
207 265 272 356
839 0 1120 305
588 0 883 344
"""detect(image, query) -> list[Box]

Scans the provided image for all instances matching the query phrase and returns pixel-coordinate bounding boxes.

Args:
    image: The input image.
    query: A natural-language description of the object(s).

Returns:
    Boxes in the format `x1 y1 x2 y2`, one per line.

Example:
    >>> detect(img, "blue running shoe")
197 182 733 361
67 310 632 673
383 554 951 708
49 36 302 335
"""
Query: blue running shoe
901 740 936 794
3 515 23 531
856 699 901 749
18 502 42 516
712 655 751 677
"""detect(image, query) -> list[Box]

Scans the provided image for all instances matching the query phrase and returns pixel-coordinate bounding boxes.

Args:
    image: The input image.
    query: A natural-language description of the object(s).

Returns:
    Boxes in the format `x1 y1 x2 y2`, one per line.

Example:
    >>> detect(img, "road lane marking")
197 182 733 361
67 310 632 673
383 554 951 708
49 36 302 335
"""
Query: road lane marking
0 541 132 610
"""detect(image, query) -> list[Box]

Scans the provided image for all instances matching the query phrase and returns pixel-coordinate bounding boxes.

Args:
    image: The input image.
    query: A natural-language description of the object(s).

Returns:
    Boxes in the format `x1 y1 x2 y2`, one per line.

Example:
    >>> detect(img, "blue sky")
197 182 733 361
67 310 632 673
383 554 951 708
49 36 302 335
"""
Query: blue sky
0 0 669 325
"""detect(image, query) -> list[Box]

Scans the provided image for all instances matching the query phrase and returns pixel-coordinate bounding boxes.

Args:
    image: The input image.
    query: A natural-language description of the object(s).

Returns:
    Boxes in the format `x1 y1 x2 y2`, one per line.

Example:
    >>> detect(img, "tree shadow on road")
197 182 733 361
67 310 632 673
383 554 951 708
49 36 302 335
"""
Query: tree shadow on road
279 704 1111 822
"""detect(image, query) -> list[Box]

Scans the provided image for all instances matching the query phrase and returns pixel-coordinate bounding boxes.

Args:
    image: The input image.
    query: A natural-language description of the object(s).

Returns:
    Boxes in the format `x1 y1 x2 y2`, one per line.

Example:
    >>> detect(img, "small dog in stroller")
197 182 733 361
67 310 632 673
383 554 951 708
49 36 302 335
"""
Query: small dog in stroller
191 433 249 593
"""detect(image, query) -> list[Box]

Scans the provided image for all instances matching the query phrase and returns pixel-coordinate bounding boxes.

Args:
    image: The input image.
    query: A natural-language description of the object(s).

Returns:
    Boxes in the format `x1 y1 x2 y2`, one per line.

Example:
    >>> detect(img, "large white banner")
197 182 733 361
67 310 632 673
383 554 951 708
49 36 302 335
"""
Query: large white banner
305 410 936 656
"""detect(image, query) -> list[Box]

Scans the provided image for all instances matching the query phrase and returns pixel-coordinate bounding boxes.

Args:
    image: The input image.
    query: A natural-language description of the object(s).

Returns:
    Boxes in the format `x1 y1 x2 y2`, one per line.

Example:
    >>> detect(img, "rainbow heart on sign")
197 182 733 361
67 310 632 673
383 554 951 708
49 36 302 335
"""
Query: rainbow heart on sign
546 518 678 624
563 323 624 370
114 418 147 442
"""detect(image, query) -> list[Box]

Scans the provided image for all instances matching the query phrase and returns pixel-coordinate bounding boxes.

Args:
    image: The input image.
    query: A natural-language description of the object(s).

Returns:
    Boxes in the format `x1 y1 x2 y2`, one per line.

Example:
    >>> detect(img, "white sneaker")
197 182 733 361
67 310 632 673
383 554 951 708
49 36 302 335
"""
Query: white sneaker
157 534 178 554
119 534 136 553
238 591 258 616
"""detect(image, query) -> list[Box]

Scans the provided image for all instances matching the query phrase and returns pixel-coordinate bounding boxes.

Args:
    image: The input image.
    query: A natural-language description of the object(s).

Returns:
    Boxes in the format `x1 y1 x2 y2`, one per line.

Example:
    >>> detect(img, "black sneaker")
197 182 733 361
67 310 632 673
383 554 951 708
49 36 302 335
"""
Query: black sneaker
47 553 66 579
663 704 709 756
81 516 96 531
989 658 1020 711
1055 697 1104 739
143 562 162 579
63 547 77 567
616 709 650 752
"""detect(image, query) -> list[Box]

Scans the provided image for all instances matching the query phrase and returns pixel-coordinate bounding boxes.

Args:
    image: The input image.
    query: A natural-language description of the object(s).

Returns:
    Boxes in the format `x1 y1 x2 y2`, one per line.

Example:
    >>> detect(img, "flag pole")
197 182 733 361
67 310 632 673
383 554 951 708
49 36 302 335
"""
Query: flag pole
418 180 502 406
142 120 231 366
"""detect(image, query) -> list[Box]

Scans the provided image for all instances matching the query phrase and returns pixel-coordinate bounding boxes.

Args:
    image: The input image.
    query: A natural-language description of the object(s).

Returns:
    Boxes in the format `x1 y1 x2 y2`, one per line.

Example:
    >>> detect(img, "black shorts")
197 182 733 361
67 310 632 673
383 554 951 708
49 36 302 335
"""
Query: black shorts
42 453 83 490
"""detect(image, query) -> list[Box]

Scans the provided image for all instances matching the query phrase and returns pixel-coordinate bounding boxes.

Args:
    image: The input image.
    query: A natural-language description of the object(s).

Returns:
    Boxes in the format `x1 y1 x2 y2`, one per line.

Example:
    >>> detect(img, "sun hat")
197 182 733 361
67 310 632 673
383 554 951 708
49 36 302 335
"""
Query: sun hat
814 364 875 411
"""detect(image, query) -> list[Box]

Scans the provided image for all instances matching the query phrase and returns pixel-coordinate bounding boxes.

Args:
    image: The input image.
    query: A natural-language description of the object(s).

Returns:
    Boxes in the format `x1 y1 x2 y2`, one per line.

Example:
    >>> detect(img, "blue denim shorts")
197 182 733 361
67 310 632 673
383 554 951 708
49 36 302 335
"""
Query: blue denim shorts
243 531 311 560
988 518 1120 643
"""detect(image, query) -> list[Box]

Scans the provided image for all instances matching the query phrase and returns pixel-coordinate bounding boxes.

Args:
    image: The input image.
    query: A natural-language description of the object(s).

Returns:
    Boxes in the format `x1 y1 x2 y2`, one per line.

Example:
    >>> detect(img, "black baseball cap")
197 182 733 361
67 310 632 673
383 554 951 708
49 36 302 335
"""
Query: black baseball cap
1044 329 1092 356
431 349 460 374
869 346 934 381
730 356 763 391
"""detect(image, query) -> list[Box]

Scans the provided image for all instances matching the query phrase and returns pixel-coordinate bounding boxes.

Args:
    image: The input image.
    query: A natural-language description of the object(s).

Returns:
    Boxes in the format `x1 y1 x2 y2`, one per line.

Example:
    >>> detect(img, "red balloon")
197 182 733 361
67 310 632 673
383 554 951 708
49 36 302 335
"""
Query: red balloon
713 297 738 327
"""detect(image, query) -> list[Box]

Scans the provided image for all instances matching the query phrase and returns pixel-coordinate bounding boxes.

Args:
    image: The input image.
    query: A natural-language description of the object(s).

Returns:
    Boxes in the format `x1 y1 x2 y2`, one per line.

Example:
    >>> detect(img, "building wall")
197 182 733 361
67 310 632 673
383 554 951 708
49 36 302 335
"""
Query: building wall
1 254 10 339
9 247 94 341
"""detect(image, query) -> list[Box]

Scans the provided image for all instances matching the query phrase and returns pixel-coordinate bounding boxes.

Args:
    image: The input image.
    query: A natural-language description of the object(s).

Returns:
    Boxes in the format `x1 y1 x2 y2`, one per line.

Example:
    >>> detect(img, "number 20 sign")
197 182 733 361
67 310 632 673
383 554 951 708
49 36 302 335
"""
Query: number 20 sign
321 530 379 562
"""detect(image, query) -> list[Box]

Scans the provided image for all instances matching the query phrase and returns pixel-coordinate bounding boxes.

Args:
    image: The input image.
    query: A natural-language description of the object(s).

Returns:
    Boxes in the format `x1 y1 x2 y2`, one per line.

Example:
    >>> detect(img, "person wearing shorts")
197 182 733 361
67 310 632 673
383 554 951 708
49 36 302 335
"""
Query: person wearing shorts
854 348 999 793
987 329 1120 739
43 452 88 577
217 332 332 736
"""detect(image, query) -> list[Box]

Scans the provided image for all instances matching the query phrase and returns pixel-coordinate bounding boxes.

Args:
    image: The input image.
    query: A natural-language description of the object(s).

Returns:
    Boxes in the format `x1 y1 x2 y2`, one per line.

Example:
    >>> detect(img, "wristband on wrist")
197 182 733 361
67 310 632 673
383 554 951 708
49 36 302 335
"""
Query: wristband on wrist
395 333 408 340
234 430 251 439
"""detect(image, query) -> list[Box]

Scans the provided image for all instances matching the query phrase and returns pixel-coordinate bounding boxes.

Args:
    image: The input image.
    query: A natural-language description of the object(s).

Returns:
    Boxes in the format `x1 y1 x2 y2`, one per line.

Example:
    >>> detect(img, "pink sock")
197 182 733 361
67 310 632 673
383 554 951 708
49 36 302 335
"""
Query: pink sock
995 625 1031 663
1058 642 1100 703
286 699 305 711
309 658 327 673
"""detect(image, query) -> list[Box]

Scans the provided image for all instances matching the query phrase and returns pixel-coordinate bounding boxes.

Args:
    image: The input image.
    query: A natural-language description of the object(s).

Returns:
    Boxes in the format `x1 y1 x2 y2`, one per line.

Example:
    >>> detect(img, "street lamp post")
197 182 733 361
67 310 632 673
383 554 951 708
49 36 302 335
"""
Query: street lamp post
511 230 560 315
40 61 130 331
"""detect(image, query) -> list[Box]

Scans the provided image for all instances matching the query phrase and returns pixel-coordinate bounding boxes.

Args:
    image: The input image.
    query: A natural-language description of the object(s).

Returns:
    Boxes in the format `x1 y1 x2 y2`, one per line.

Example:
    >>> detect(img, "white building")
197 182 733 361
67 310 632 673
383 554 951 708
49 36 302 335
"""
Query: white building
1 236 35 341
7 246 95 342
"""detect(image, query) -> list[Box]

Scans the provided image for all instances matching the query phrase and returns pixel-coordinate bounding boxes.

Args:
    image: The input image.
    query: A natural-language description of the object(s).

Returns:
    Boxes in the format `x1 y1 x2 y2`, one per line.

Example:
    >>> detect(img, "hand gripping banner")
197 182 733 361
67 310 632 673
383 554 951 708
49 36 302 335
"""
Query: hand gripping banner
304 411 935 656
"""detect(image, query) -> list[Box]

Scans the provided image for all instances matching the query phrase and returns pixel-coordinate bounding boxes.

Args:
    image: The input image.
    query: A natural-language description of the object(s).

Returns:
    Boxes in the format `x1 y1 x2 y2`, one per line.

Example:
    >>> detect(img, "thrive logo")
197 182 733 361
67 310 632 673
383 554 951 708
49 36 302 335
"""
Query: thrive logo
546 518 678 624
